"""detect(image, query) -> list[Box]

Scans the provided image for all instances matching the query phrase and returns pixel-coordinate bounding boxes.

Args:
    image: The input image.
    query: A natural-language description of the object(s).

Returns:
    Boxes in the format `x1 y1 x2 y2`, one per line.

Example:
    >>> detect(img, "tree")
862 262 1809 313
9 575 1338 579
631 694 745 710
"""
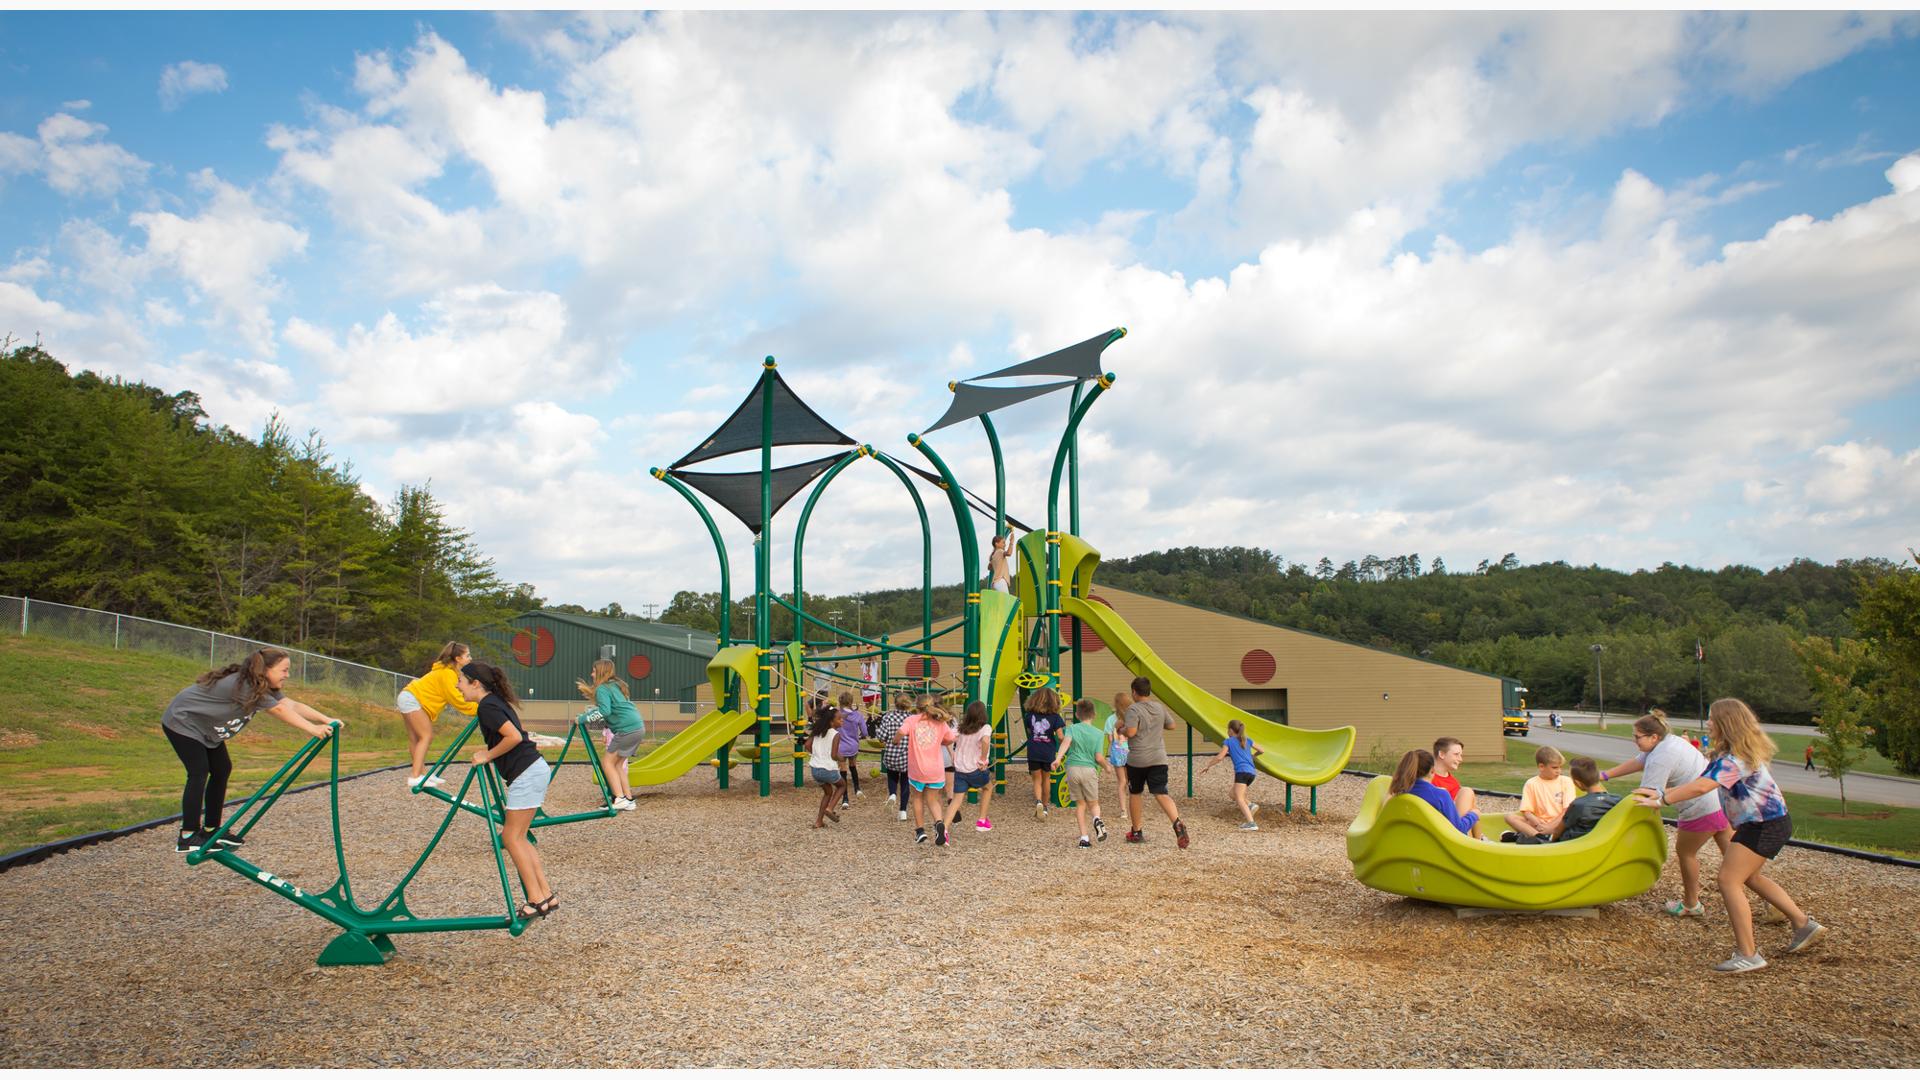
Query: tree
1854 551 1920 774
1795 636 1874 815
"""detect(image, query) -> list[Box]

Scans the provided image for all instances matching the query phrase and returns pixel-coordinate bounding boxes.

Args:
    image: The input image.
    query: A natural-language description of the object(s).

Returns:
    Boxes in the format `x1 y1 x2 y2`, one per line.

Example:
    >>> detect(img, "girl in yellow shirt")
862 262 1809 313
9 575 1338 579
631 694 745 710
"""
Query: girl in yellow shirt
398 641 480 789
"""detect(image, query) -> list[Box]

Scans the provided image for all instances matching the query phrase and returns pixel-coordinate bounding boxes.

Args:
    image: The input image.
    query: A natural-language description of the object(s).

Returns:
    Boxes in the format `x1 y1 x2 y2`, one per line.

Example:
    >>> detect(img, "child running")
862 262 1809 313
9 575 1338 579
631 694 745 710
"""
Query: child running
1635 698 1827 973
576 659 643 812
939 700 996 843
457 661 555 921
808 702 846 828
1022 685 1067 821
162 647 345 853
835 690 867 808
895 702 956 845
1105 690 1131 794
397 641 479 790
1053 698 1110 847
1199 718 1264 830
875 692 913 821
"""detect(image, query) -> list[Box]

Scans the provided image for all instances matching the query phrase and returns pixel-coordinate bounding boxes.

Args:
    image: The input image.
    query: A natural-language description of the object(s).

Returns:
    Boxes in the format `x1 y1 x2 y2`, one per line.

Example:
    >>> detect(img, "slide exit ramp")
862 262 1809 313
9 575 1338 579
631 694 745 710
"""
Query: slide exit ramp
628 644 759 787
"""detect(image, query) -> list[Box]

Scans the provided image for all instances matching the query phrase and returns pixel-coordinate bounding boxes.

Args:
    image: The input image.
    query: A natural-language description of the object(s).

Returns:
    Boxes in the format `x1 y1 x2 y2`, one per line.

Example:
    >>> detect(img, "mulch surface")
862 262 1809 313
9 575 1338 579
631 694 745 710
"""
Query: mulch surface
0 766 1915 1067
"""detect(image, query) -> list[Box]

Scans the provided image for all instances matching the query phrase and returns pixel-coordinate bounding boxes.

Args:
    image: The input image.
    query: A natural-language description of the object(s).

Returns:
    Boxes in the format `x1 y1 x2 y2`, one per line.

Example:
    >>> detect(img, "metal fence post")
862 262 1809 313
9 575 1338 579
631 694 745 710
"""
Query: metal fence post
115 614 121 650
20 596 27 636
209 632 216 667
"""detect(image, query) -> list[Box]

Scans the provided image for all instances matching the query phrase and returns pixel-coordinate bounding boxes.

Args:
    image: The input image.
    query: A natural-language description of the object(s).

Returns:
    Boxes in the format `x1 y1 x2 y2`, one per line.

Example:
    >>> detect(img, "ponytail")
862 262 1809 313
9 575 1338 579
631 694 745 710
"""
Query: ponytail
197 647 289 716
1388 749 1433 796
431 640 469 670
460 661 519 708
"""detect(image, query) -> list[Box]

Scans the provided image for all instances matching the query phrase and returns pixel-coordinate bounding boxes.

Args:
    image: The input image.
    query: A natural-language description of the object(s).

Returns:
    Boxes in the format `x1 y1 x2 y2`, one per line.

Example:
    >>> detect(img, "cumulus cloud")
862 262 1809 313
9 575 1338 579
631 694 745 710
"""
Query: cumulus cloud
160 61 230 110
0 112 150 198
131 170 307 355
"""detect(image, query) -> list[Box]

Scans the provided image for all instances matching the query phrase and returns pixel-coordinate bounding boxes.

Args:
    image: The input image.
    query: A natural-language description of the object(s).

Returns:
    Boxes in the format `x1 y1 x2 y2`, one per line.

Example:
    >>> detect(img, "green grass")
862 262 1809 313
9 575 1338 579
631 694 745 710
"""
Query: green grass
1556 721 1905 778
0 634 414 854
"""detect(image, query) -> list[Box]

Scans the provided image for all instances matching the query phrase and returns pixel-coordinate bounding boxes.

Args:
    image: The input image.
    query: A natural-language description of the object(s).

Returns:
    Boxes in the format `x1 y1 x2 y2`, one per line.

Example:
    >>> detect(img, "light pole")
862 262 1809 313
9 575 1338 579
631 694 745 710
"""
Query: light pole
1591 642 1607 731
853 598 864 639
829 608 844 647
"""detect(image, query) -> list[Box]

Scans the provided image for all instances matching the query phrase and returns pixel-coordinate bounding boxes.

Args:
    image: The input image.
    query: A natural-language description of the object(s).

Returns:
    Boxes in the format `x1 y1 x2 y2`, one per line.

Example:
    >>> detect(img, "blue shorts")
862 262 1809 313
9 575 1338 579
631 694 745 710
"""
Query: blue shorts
952 768 991 794
811 767 842 786
503 758 551 811
909 778 945 792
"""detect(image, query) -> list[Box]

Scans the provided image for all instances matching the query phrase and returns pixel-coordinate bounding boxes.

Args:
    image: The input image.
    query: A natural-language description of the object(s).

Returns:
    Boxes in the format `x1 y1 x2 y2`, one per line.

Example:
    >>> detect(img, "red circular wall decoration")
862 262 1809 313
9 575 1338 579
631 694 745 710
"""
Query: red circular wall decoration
627 654 652 681
1070 595 1114 654
533 627 556 667
905 657 941 679
510 631 534 666
1241 648 1276 684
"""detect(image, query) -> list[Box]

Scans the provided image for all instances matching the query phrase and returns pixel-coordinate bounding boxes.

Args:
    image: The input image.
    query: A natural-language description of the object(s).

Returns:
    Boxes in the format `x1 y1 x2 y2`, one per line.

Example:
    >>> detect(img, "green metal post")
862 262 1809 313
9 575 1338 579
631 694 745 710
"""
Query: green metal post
980 413 1006 543
1045 374 1114 686
1286 783 1293 813
651 470 732 652
1067 384 1083 702
756 358 775 797
870 450 935 684
908 433 981 705
791 448 867 640
1186 721 1194 797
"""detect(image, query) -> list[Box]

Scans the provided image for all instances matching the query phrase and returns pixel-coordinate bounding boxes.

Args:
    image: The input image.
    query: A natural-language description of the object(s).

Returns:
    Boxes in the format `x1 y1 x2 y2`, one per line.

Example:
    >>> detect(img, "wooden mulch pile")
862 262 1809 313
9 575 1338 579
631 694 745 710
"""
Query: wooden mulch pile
0 765 1914 1067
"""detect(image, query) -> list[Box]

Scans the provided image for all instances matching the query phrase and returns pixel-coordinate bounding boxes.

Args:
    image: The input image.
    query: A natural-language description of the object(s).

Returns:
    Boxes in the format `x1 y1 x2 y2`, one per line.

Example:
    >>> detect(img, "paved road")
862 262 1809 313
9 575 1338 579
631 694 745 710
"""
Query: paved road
1510 713 1920 809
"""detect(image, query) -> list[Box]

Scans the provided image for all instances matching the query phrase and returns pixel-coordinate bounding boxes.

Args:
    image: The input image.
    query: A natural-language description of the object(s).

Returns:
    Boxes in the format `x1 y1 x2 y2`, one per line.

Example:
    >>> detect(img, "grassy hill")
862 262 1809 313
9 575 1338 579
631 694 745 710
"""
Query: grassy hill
0 635 414 854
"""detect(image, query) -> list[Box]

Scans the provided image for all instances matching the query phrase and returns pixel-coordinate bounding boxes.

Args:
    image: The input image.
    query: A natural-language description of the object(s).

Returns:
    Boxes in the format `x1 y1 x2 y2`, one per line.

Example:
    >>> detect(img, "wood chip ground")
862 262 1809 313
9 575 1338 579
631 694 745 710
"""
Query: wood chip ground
0 767 1915 1067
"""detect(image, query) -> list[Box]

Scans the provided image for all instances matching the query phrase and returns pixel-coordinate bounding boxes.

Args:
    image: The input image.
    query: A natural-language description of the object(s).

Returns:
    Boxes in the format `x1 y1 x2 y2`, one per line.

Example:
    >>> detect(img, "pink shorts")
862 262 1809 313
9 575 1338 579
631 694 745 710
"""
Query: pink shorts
1678 810 1730 833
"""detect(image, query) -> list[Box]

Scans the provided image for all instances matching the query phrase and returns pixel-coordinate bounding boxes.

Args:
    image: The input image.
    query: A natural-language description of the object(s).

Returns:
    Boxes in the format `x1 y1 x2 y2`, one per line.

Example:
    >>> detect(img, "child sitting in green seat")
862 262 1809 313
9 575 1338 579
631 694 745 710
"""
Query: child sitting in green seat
1549 757 1620 843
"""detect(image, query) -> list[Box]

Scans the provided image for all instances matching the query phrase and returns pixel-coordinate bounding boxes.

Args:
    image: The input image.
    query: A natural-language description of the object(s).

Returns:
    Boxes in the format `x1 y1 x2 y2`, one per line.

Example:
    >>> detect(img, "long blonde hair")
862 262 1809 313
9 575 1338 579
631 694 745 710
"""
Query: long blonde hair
575 658 630 701
1708 698 1777 769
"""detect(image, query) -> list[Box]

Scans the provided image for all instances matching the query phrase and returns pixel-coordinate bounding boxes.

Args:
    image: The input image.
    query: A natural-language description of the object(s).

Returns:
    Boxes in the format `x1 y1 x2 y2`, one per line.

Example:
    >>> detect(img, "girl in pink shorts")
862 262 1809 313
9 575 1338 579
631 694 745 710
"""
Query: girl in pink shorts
1601 709 1729 916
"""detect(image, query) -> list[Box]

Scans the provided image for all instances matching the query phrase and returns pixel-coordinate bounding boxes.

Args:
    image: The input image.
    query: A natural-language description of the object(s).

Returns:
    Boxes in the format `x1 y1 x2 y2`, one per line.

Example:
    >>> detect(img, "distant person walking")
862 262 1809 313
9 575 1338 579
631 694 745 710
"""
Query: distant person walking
163 648 345 853
1119 677 1189 849
1804 743 1816 772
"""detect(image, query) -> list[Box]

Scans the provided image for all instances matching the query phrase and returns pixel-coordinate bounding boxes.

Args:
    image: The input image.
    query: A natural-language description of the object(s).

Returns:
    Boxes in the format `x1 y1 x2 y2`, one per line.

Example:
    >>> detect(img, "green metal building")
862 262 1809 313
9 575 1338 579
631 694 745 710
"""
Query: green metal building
484 610 719 707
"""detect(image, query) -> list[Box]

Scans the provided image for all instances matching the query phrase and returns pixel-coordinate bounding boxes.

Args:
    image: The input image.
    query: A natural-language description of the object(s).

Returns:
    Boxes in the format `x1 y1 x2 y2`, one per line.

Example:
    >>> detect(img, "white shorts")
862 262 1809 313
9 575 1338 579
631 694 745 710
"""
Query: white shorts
503 758 552 811
990 580 1010 594
396 688 423 714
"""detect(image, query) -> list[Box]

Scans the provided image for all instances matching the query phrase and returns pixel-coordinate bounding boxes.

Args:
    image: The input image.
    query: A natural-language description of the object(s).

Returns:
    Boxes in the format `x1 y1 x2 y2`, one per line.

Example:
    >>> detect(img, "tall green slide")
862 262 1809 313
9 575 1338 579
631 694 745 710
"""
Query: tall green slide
628 644 759 787
1028 531 1355 787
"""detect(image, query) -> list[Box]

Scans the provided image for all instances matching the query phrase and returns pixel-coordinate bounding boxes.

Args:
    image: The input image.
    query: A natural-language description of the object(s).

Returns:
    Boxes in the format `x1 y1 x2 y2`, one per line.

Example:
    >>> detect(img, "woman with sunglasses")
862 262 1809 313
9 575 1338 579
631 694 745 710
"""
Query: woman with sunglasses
1599 709 1728 916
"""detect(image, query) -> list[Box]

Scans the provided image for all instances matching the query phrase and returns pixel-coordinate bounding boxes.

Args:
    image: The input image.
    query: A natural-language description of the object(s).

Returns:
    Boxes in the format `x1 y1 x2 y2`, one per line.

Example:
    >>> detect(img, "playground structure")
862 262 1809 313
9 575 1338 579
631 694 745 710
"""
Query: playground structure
640 329 1361 802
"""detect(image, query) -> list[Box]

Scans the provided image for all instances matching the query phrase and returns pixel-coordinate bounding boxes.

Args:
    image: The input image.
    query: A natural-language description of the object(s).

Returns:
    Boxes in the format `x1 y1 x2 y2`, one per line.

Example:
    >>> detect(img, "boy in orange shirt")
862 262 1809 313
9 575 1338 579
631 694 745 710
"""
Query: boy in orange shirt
1502 745 1576 843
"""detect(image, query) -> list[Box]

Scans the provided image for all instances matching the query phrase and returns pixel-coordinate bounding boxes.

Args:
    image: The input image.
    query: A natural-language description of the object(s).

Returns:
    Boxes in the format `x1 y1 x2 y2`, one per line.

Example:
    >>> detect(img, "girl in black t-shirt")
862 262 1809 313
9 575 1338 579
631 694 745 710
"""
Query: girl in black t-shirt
457 662 555 921
1023 685 1066 820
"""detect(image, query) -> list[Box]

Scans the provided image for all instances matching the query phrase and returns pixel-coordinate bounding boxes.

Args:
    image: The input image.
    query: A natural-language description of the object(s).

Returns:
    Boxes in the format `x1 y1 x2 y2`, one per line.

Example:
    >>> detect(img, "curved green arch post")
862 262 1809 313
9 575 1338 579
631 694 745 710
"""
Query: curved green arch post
1066 382 1083 700
649 469 732 657
869 449 935 685
1046 373 1114 684
791 447 869 646
907 432 981 704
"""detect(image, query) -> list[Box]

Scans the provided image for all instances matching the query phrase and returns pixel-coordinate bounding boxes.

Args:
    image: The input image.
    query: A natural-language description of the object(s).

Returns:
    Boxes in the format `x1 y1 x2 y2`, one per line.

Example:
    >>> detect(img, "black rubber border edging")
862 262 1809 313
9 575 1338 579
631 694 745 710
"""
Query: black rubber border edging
0 764 408 875
1339 768 1920 870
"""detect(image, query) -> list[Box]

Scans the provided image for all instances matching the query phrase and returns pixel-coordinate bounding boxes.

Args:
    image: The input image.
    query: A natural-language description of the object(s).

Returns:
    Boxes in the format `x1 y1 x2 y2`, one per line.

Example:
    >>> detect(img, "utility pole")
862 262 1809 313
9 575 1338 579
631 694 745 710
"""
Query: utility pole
1591 642 1607 731
640 602 660 621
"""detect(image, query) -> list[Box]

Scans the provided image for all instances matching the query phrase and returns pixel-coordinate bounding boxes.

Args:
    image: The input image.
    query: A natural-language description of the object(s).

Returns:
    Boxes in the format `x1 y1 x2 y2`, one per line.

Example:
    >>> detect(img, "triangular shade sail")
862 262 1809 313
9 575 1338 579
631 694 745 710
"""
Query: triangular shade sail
669 452 853 535
672 369 856 469
973 328 1120 382
923 378 1079 435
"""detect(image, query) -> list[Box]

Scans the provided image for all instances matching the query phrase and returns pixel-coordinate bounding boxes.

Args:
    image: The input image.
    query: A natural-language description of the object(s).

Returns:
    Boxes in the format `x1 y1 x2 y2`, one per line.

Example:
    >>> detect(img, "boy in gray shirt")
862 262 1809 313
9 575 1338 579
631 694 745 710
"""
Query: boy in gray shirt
1118 676 1190 848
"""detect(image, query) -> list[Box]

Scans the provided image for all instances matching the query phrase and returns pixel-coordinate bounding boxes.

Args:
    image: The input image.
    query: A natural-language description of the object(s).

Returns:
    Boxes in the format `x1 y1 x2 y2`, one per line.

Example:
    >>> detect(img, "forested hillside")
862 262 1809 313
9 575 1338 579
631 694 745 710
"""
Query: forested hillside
0 345 536 670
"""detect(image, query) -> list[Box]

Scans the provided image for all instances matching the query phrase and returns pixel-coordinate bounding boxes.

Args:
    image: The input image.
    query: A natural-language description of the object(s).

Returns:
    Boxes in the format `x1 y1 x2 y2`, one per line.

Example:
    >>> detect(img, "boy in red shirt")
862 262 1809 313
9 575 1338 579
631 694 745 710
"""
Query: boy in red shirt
1429 737 1484 839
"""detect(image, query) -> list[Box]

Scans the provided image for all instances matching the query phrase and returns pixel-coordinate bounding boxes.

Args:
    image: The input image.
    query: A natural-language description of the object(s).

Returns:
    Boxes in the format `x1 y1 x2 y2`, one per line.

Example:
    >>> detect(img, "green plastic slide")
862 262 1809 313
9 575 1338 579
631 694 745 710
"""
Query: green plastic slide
978 588 1023 733
1345 775 1670 909
1062 594 1357 786
627 644 759 787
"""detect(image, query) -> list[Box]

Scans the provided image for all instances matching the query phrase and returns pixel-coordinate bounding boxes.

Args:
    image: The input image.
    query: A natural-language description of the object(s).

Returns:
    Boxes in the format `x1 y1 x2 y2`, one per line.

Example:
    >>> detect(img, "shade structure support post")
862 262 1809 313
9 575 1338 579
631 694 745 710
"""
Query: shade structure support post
650 470 733 655
869 450 935 685
907 433 981 704
756 358 776 797
791 447 870 652
1045 374 1114 686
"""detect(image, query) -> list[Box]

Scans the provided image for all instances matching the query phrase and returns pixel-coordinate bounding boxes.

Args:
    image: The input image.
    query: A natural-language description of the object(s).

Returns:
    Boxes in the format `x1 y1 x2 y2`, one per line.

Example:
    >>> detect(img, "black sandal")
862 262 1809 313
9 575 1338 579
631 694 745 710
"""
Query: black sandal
535 893 559 917
516 902 543 921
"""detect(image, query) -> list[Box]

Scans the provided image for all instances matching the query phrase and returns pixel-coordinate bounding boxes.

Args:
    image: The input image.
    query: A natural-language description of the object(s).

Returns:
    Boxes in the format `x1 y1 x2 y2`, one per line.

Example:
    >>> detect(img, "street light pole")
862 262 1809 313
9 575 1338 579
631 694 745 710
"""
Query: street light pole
1591 642 1607 732
854 598 864 639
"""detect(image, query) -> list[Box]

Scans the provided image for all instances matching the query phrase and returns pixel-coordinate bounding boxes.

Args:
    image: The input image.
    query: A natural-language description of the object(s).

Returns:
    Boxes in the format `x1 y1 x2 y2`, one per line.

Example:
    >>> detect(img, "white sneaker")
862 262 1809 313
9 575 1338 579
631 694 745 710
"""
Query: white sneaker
1714 952 1768 974
898 810 908 822
612 796 636 812
421 774 448 790
1249 802 1259 814
1238 821 1260 831
406 775 425 789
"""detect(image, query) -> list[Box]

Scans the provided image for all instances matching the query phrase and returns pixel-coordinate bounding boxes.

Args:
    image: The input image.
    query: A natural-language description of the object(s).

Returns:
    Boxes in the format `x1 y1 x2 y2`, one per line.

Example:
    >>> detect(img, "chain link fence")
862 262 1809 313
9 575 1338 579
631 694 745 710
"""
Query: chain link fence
3 595 408 705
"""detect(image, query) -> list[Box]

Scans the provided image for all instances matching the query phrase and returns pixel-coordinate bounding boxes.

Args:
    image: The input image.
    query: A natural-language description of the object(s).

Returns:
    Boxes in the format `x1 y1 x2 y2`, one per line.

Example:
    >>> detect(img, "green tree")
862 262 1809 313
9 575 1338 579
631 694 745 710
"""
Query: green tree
1795 635 1874 814
1853 551 1920 774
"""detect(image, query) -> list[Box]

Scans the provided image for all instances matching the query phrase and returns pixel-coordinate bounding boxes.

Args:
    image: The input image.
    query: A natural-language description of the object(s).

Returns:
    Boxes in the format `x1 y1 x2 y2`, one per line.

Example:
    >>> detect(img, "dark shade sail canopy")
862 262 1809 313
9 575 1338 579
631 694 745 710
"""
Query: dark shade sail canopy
921 327 1123 434
669 452 854 535
900 462 1033 534
672 368 857 470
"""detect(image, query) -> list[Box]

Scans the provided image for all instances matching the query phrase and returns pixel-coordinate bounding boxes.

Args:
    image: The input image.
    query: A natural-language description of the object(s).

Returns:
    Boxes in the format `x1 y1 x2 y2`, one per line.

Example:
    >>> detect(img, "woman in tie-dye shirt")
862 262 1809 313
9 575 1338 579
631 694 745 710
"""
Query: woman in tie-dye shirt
1637 698 1827 974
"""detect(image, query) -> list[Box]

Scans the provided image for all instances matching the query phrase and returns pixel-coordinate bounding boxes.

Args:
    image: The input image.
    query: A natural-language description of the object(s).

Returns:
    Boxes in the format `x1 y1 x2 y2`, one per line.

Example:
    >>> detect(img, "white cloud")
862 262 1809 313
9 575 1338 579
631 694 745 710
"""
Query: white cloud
131 170 308 355
0 112 150 198
160 61 230 110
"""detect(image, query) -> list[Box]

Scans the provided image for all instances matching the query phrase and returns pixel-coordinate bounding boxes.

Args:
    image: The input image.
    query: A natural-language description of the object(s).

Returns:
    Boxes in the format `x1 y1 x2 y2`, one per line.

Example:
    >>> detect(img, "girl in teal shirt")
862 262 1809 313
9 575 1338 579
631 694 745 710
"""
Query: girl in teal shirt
577 660 644 811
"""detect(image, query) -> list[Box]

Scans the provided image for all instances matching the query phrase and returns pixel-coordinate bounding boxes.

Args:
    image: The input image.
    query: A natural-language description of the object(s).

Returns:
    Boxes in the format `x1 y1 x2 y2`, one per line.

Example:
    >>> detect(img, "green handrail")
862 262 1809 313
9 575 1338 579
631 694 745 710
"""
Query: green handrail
773 594 965 656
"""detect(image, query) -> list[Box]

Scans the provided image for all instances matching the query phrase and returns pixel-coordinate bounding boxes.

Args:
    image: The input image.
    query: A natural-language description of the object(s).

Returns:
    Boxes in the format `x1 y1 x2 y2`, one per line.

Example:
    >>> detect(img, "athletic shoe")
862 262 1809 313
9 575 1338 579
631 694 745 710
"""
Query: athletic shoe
1757 899 1788 924
175 829 212 853
976 819 992 832
898 810 909 822
1239 821 1260 831
1249 802 1260 814
209 832 245 848
1078 837 1091 848
1093 818 1107 842
840 800 850 810
406 775 426 790
886 793 896 804
1124 829 1145 844
915 829 928 845
1173 819 1190 849
1786 918 1828 955
1664 899 1705 917
612 797 636 812
1499 831 1519 843
934 822 948 847
1714 952 1768 974
1034 801 1046 822
421 774 448 790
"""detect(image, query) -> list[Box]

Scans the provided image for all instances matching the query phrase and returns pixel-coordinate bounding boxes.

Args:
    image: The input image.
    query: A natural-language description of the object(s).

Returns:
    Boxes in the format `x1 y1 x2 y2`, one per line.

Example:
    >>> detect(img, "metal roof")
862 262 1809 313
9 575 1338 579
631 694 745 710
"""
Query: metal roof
514 610 719 658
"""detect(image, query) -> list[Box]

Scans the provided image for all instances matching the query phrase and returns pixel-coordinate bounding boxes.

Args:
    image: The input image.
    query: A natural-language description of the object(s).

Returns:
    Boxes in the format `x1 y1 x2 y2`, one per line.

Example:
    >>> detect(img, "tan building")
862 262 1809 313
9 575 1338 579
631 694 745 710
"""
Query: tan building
873 584 1508 765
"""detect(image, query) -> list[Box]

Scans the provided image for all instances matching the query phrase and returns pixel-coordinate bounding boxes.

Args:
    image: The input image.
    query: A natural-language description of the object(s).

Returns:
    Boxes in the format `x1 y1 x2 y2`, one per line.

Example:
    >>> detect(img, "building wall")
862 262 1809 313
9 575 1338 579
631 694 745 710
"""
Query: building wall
490 613 711 708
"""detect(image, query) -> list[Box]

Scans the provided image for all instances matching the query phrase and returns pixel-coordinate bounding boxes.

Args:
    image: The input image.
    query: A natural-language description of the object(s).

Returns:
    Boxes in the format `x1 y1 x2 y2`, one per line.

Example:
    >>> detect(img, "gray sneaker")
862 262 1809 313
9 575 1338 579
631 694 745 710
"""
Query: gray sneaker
1786 918 1827 954
1714 952 1768 974
1238 821 1260 831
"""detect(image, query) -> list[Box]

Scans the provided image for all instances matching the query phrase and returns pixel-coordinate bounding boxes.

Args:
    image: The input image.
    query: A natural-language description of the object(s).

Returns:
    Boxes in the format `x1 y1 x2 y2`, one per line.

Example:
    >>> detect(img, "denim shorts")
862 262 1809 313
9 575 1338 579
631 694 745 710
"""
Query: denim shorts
395 688 423 714
811 766 843 786
952 768 991 794
503 758 551 811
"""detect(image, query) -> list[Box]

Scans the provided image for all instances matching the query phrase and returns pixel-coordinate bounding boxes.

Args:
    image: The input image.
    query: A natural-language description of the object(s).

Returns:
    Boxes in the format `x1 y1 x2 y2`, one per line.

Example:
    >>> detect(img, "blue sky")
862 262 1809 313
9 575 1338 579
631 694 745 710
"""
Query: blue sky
2 11 1917 612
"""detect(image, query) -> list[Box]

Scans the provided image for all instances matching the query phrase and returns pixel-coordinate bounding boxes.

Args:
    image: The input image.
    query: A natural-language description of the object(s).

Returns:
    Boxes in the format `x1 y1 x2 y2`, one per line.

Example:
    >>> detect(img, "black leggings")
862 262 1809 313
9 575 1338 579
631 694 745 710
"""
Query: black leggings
885 768 908 802
164 726 232 833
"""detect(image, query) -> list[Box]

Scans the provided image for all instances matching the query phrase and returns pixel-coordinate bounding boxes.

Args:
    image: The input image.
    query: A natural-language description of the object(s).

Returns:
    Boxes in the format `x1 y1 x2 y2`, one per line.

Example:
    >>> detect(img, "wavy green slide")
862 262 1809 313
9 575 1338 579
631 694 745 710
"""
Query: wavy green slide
1346 775 1669 909
1063 594 1357 786
628 644 760 787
